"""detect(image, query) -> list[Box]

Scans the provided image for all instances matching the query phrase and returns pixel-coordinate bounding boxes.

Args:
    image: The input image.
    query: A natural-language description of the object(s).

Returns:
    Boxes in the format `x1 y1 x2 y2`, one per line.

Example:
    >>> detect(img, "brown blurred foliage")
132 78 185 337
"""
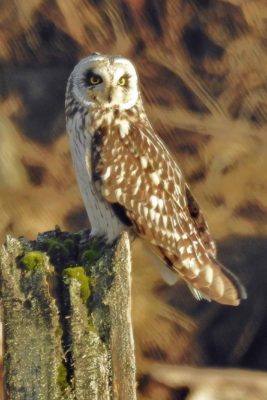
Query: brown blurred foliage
1 1 267 398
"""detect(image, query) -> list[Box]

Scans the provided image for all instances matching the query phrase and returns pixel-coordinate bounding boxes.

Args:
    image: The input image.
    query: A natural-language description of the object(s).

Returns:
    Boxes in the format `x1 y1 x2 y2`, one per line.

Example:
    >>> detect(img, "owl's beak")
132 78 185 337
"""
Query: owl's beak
107 88 113 103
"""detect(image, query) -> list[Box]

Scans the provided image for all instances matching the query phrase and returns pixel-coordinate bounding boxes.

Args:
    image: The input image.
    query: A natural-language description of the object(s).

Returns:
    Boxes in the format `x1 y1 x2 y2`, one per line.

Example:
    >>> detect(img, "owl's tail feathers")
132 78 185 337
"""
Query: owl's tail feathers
177 257 247 306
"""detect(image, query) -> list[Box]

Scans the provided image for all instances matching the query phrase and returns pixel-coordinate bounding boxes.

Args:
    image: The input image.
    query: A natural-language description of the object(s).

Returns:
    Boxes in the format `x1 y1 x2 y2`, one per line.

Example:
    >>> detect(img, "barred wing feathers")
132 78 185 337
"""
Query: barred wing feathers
93 120 246 305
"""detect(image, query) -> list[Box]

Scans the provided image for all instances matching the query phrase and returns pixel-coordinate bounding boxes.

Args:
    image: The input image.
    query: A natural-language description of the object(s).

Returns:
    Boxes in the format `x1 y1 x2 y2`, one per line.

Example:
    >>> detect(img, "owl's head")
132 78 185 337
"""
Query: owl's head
68 53 140 111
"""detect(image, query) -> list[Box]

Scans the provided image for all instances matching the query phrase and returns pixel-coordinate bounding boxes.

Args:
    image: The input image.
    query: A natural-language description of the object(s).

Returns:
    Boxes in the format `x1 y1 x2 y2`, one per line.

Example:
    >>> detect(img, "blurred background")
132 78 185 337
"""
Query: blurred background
1 0 267 399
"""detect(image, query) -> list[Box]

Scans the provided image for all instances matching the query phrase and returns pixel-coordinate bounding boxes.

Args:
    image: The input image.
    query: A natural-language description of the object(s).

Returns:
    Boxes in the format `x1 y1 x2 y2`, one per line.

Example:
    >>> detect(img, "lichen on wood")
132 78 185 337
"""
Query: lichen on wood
0 228 136 400
0 236 64 400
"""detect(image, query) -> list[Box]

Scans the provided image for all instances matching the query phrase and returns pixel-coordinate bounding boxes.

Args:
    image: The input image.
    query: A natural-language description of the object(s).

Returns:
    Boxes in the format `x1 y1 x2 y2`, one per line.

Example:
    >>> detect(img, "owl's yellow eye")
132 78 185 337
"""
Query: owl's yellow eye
118 76 128 86
88 75 102 85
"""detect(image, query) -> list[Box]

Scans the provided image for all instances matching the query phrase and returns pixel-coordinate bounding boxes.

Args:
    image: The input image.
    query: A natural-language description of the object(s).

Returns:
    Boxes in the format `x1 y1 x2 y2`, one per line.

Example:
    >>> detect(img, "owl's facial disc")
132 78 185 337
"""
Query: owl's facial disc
72 55 139 111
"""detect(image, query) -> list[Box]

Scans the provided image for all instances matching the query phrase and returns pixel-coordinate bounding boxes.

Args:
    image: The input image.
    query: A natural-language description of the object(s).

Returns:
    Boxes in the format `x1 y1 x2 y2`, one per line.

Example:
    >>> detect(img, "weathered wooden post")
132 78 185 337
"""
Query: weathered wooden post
0 228 136 400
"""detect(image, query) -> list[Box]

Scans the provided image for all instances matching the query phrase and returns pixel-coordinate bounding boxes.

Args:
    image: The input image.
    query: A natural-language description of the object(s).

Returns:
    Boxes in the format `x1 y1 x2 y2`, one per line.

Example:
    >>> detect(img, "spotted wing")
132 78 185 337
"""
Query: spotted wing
94 121 246 305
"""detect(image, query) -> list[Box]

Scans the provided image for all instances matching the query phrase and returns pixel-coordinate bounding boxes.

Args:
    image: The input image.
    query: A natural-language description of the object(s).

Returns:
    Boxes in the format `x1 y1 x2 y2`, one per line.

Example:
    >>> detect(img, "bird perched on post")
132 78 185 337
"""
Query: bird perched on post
65 53 246 306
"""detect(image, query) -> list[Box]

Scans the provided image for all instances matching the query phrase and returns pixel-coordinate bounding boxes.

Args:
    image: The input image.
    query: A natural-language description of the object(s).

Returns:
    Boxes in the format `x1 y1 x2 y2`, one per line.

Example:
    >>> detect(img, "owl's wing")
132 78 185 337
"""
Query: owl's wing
184 184 217 258
94 121 246 305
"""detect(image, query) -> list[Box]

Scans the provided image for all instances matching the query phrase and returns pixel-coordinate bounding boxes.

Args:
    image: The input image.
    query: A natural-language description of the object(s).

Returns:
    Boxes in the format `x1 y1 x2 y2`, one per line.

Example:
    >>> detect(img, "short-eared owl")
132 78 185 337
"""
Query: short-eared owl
65 53 246 306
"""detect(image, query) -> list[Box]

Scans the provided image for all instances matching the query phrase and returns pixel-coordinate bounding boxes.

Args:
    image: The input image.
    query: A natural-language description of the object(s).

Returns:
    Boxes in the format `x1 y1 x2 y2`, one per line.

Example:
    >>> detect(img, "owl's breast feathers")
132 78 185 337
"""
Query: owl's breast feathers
91 116 246 306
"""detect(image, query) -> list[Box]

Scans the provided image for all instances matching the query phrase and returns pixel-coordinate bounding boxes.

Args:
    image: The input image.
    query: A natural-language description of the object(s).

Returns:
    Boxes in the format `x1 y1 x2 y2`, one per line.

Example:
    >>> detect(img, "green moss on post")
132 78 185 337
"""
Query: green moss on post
57 363 68 392
81 248 100 265
20 251 45 271
63 266 91 304
0 228 137 400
